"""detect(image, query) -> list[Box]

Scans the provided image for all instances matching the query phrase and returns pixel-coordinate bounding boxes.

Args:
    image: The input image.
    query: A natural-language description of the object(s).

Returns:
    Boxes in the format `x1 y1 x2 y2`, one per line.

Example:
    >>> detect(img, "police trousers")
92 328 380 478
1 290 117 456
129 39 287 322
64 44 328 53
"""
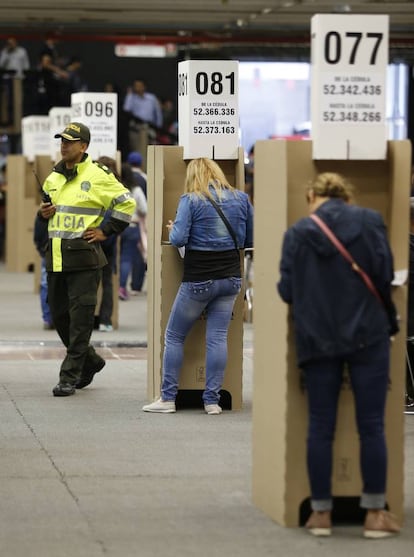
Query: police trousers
47 269 103 384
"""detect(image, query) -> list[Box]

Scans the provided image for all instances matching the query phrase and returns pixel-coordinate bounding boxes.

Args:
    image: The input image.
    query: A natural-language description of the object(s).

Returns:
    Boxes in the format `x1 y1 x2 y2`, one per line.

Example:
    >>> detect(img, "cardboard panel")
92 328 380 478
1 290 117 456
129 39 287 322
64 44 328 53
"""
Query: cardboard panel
252 139 410 527
34 156 54 199
6 155 38 272
147 145 245 409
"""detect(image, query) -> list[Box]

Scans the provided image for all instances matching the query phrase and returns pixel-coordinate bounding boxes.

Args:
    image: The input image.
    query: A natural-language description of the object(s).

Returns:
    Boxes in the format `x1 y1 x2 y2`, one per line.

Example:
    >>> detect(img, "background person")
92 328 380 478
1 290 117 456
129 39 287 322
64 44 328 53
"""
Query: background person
0 156 6 261
123 78 163 151
277 172 400 538
33 212 53 330
406 197 414 408
39 35 59 64
126 151 148 293
95 156 122 332
118 162 147 301
143 157 253 415
29 53 63 114
0 37 30 78
38 122 135 397
127 150 147 196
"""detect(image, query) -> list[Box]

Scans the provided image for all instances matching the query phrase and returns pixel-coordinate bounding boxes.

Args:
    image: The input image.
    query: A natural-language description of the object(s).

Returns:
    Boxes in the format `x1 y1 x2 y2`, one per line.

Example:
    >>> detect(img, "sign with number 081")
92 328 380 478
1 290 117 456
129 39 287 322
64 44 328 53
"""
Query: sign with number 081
178 60 239 159
311 14 389 160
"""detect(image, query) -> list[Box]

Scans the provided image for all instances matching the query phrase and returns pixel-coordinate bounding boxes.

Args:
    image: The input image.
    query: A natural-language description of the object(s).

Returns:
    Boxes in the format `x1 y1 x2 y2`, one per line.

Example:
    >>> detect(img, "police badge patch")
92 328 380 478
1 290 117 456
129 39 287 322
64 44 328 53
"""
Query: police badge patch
81 181 91 191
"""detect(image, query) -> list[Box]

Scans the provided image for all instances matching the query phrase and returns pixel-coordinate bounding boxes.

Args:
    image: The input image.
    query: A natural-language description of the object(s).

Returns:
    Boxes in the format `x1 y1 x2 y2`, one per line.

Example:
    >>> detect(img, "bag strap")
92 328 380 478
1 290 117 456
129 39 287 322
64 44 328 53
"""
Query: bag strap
309 213 384 305
207 196 239 250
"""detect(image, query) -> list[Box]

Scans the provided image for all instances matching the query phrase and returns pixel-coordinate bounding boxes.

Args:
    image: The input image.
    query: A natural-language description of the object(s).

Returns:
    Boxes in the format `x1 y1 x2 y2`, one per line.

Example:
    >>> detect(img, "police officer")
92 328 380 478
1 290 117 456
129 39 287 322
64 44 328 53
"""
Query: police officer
38 122 136 396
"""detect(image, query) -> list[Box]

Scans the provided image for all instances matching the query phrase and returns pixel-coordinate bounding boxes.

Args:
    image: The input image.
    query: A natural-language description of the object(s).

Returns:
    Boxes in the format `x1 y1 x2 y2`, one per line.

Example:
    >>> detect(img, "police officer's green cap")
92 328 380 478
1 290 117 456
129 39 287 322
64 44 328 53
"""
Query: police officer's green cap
54 122 90 143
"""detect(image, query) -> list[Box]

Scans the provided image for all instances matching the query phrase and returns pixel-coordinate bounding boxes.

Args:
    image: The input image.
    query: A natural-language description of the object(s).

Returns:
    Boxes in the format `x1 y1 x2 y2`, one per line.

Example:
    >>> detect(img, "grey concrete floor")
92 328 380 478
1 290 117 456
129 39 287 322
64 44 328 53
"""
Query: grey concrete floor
0 266 413 557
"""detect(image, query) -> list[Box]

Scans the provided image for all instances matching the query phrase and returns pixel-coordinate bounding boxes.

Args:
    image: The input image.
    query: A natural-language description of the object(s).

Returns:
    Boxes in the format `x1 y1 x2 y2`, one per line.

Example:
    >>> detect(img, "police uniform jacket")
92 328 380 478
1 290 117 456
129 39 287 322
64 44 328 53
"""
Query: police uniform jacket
41 154 136 273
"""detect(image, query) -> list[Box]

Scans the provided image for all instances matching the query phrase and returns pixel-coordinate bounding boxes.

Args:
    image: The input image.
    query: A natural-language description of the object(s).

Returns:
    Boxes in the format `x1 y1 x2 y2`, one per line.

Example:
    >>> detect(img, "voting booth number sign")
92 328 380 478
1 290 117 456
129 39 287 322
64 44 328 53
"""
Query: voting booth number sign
178 60 239 159
71 92 118 159
311 14 389 160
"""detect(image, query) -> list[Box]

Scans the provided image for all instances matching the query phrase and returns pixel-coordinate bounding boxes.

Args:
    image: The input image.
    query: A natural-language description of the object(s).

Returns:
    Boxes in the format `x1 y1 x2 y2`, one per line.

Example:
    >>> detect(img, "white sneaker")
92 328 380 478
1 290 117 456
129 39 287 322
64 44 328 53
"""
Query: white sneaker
99 323 113 332
142 398 176 413
204 404 222 415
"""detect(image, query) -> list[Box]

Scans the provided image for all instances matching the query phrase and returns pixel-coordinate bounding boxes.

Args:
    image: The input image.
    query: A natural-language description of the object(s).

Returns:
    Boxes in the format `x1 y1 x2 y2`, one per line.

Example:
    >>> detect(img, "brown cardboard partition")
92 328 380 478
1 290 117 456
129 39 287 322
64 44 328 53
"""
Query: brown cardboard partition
252 139 410 527
5 155 53 272
146 145 246 409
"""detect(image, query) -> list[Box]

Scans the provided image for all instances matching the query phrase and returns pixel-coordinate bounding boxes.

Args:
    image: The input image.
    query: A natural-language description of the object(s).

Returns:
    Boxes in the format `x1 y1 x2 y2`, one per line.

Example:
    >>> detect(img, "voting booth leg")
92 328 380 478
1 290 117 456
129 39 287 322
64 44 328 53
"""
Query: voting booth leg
252 139 409 527
146 145 245 410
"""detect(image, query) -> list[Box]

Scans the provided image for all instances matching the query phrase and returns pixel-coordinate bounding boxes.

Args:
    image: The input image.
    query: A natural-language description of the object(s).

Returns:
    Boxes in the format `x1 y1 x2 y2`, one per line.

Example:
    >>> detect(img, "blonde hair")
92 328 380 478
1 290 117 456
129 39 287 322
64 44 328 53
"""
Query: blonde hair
184 158 235 200
307 172 354 202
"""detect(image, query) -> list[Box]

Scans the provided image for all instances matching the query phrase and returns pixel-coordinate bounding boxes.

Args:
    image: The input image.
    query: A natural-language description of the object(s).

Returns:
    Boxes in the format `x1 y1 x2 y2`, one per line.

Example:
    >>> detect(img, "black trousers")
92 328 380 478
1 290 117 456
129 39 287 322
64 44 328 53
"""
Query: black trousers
406 338 414 399
99 257 114 325
47 269 103 384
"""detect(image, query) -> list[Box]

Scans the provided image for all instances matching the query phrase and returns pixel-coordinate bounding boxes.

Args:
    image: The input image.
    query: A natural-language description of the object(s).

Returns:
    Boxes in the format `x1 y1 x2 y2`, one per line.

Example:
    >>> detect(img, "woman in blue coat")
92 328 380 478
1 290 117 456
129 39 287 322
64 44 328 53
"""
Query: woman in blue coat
277 172 400 538
143 157 253 415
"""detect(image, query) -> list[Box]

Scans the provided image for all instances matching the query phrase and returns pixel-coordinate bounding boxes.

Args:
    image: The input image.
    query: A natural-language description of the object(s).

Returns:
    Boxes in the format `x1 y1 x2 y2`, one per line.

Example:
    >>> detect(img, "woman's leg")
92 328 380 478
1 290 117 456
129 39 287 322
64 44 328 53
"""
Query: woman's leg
302 358 343 511
347 339 390 509
161 281 211 401
203 277 241 405
348 340 400 537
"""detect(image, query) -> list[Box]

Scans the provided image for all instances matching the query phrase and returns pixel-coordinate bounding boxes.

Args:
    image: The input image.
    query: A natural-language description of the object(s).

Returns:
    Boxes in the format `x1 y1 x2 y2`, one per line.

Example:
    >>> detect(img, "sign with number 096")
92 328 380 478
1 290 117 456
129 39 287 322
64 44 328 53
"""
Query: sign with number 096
178 60 239 159
311 14 389 160
71 92 118 159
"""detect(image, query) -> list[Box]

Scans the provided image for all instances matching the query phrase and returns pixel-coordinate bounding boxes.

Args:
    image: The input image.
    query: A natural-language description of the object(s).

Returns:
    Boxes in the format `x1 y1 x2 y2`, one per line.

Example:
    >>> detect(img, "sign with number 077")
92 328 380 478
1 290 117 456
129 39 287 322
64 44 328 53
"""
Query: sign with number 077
311 14 389 160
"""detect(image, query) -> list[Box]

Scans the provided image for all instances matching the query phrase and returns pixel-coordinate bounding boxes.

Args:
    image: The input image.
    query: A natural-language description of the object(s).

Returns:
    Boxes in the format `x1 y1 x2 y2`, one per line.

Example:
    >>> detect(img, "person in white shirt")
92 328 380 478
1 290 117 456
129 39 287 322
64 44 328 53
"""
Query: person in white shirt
123 79 162 151
0 37 30 78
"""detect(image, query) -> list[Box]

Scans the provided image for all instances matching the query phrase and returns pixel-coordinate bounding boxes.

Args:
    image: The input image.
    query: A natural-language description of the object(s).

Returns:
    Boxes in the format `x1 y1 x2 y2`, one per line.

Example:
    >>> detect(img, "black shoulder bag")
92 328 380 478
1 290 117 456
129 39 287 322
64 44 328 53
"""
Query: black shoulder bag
207 197 239 250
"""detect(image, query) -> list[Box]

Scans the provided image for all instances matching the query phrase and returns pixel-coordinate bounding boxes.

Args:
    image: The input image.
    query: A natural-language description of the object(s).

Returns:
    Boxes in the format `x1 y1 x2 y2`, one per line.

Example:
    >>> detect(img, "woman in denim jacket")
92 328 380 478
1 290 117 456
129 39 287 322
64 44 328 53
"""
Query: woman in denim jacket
143 157 253 415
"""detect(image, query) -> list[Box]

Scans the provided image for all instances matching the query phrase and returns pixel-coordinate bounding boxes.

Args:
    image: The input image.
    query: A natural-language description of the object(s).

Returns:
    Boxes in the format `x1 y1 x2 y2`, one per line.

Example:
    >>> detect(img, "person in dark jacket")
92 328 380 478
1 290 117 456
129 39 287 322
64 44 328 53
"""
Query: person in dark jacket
33 213 53 329
406 197 414 407
95 156 122 332
277 172 400 539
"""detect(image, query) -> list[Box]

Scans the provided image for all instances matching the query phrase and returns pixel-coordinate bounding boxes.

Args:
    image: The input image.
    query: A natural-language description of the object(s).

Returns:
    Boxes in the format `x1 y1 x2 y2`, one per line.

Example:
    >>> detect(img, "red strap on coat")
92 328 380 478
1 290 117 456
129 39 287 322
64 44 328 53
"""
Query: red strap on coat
309 213 384 305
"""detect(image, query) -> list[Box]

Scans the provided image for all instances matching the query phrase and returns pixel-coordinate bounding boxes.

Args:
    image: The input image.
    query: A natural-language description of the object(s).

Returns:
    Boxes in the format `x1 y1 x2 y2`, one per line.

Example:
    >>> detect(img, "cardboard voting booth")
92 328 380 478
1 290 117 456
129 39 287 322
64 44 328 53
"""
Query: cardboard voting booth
251 139 410 527
146 145 246 409
5 154 52 272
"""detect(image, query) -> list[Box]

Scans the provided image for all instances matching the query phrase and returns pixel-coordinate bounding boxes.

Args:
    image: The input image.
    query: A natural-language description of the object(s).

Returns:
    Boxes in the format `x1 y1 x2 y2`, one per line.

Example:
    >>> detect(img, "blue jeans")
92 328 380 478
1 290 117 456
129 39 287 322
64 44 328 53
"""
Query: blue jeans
40 257 52 325
161 277 242 405
119 225 140 289
302 339 390 512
